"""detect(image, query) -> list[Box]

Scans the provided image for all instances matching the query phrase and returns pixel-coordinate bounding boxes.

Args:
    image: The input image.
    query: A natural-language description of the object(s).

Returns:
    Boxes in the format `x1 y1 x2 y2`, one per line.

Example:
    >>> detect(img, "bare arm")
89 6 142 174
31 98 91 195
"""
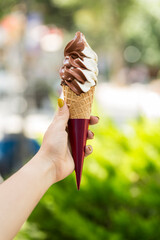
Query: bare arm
0 153 54 239
0 100 99 240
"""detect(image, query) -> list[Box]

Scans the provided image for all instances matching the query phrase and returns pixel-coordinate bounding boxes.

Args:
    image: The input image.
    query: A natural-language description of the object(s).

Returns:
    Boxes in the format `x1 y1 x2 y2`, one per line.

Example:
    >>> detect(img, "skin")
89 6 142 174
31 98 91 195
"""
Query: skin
0 102 99 240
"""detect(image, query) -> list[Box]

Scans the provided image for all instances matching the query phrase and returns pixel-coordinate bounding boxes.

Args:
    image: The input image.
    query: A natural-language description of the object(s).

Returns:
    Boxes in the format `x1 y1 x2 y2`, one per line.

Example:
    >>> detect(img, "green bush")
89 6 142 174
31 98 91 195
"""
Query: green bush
16 117 160 240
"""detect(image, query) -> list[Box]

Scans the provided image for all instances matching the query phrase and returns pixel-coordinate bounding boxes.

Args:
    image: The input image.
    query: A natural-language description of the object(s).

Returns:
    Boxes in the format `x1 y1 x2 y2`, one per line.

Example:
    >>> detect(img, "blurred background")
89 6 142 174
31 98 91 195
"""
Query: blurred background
1 0 160 239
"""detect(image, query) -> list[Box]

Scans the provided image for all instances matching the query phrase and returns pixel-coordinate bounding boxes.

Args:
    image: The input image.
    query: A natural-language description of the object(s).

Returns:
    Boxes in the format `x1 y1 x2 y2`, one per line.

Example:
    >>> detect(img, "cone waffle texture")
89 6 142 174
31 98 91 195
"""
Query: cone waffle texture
62 85 95 119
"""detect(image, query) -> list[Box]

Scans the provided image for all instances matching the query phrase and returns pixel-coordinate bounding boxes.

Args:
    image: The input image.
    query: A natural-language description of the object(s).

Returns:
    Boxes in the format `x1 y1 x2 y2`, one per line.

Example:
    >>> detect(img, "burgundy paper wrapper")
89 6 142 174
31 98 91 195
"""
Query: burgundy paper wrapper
68 119 89 190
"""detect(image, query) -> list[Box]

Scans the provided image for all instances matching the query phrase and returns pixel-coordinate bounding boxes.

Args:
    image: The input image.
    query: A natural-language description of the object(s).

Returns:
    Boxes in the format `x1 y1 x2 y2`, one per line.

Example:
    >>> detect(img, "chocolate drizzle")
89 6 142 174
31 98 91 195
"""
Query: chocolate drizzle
60 32 89 95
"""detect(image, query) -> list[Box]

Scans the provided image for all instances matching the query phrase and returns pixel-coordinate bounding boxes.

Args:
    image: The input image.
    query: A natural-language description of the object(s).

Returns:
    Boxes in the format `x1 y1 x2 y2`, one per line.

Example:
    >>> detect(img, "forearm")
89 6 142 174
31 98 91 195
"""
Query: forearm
0 152 55 240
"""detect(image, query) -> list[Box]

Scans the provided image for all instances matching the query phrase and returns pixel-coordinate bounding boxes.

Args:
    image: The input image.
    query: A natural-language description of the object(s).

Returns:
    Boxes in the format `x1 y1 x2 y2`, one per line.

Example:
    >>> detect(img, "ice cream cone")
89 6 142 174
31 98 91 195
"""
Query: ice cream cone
63 85 95 189
59 32 98 190
62 85 95 119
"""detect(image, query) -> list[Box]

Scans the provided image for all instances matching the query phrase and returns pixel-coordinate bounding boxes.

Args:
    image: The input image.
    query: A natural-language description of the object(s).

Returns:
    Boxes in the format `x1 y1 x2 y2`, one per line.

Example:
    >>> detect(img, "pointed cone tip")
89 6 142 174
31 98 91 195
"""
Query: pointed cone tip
68 119 89 191
76 171 81 190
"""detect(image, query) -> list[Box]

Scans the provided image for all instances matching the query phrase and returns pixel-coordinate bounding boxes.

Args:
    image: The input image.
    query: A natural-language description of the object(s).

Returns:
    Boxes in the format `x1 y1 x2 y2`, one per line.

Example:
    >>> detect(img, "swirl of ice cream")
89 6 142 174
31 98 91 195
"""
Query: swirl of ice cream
59 32 98 95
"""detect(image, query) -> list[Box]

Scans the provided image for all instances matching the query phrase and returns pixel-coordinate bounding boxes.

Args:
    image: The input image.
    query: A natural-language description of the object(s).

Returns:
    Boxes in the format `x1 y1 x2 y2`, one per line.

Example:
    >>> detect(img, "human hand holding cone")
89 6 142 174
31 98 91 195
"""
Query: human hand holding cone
60 32 98 189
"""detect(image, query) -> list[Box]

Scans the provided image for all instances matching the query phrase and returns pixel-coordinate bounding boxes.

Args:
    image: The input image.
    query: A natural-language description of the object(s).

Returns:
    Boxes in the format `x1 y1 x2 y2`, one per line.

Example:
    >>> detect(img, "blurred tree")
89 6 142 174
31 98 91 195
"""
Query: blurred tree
0 0 20 17
1 0 160 80
27 0 137 80
30 0 160 80
122 0 160 69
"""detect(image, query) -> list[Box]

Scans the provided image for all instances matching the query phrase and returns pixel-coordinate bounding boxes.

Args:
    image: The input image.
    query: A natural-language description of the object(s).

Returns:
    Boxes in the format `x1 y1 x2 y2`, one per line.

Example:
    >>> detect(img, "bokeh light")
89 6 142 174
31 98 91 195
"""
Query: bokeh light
124 46 141 63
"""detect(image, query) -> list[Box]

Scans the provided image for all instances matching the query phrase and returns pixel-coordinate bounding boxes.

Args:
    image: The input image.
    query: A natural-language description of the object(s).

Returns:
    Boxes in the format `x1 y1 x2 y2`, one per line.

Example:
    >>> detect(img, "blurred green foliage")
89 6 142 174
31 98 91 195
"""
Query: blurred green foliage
16 116 160 240
0 0 19 17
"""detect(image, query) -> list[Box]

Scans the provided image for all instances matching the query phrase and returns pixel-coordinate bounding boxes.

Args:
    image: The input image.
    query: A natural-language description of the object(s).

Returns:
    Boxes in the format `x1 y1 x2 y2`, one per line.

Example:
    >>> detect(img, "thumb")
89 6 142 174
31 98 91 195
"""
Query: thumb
54 98 69 130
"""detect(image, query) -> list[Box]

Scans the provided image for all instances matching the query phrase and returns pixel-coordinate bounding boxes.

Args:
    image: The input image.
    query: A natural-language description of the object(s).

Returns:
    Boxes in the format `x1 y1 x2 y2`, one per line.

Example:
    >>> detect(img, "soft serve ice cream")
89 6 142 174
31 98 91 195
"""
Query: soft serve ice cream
60 32 98 95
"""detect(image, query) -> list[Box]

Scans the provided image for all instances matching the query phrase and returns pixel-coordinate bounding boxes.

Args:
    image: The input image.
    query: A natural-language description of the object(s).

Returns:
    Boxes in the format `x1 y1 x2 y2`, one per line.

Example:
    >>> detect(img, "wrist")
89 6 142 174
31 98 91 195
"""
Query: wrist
31 150 57 189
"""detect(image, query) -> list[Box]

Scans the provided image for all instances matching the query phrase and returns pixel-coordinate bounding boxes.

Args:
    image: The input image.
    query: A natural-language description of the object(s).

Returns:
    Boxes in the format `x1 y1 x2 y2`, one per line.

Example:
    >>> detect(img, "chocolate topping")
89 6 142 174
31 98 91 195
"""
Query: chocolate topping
64 32 86 59
60 32 89 95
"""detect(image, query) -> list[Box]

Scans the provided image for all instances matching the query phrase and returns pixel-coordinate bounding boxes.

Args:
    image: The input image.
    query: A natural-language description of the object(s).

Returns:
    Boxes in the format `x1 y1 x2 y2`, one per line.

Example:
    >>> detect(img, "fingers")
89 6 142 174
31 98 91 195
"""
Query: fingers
53 100 69 130
87 130 94 140
57 100 69 120
66 115 99 132
84 145 93 157
66 115 98 158
89 116 99 125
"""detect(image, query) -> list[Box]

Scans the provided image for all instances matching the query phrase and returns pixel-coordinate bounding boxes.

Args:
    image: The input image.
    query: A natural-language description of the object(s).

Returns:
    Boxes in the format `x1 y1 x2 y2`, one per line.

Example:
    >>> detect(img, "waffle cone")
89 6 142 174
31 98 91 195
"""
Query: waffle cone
62 85 95 119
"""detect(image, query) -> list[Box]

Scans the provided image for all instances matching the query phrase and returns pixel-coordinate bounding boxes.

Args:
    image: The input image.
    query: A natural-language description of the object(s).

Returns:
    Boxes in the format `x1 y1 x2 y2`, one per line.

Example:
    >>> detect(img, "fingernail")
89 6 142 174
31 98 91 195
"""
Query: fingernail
90 131 94 137
58 98 64 108
96 116 99 121
88 146 92 151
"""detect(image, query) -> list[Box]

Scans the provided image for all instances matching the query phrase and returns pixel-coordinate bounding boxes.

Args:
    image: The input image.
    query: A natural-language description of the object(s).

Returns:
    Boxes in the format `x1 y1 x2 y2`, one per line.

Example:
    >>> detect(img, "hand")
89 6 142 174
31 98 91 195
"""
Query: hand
0 99 98 239
39 99 99 184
